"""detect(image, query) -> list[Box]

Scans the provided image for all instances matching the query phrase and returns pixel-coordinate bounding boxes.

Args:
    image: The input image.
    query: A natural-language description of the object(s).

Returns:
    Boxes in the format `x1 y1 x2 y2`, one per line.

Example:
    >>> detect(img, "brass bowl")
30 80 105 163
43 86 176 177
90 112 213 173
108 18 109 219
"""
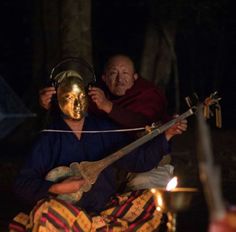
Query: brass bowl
151 187 198 212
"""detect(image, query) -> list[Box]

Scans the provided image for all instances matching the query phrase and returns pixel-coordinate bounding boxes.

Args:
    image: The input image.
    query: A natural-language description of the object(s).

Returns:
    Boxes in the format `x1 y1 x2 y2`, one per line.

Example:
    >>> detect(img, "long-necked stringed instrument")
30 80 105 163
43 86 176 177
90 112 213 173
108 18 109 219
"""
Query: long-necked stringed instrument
46 92 221 203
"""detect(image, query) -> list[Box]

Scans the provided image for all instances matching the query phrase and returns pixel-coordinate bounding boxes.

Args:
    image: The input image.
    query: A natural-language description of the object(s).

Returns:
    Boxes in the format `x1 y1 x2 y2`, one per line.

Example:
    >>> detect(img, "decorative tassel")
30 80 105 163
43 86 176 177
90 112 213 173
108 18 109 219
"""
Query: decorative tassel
215 104 222 128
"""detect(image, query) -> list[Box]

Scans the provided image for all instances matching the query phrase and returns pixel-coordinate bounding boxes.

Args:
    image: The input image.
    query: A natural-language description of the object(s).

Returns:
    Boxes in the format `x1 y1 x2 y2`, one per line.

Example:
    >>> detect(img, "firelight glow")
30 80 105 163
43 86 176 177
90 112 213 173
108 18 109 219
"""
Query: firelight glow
166 176 178 191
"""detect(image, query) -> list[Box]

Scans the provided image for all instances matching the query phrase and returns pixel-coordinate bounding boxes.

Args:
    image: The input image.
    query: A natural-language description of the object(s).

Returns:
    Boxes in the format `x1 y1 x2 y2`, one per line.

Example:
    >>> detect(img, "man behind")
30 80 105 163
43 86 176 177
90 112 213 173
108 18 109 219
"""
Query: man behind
88 54 170 128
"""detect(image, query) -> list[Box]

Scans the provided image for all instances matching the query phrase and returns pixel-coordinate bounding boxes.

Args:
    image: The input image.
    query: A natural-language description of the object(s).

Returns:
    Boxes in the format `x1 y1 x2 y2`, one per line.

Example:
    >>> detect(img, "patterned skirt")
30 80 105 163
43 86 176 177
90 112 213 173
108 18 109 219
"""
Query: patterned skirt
9 189 163 232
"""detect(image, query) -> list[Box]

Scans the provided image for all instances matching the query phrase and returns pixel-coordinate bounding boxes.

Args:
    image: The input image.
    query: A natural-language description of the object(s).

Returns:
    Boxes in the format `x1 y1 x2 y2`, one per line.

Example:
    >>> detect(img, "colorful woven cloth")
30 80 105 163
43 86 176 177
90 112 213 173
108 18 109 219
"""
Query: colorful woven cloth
9 190 163 232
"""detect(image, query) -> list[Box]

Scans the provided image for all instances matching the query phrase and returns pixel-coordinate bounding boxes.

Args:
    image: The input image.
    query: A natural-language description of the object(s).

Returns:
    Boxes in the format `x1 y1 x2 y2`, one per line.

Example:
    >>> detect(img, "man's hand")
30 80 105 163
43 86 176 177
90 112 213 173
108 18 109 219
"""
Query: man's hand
49 177 86 194
39 87 56 110
88 87 113 113
165 117 188 141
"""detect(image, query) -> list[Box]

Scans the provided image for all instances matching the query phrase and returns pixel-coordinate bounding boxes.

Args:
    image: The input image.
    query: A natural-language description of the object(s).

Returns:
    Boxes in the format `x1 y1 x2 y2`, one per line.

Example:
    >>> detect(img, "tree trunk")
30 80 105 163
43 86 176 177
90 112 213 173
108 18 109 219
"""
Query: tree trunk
60 0 92 64
32 0 92 89
32 0 60 86
140 21 172 87
140 21 180 112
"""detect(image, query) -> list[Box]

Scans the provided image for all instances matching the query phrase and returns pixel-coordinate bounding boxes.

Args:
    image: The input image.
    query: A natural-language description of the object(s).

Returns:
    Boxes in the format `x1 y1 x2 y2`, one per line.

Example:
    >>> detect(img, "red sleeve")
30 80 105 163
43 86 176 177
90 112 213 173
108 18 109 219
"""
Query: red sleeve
109 103 149 128
108 80 170 128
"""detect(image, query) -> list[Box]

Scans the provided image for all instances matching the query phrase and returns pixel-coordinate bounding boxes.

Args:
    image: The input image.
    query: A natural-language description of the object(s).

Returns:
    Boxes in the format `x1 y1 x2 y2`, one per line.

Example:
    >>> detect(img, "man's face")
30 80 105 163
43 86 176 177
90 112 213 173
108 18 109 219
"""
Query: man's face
57 77 88 120
102 56 138 96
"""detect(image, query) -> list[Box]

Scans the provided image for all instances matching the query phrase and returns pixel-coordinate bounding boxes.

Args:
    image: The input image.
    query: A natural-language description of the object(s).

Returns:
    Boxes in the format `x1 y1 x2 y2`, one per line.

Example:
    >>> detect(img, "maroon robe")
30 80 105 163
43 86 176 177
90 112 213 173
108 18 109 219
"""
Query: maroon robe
89 78 170 128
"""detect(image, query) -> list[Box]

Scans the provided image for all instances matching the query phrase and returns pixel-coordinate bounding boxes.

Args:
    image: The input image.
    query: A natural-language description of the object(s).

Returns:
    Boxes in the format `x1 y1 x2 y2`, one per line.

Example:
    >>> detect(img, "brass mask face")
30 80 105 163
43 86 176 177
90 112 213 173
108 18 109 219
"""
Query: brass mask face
57 76 88 120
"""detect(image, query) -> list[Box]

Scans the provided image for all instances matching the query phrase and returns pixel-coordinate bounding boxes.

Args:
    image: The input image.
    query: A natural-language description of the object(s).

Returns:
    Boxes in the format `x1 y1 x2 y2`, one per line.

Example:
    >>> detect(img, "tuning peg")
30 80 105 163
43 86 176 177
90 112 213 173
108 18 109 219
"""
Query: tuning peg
213 103 222 128
210 91 221 102
193 92 199 102
210 91 218 98
185 96 192 108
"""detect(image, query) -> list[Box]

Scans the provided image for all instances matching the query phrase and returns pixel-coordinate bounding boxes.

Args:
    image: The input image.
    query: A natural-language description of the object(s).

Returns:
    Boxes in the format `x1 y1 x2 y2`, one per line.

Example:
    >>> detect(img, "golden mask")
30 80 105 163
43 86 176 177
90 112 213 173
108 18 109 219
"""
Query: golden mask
56 73 88 120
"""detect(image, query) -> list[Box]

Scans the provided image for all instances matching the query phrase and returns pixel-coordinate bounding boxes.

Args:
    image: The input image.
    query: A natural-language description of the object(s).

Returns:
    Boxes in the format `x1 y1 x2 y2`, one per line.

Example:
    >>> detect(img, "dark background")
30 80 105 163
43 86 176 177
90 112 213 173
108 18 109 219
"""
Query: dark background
0 0 236 231
0 0 235 125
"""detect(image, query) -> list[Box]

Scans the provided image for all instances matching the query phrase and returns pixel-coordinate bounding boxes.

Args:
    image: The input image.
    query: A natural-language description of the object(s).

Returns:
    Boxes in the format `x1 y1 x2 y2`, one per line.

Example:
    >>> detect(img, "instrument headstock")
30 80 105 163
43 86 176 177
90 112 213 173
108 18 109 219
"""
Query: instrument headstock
185 91 222 127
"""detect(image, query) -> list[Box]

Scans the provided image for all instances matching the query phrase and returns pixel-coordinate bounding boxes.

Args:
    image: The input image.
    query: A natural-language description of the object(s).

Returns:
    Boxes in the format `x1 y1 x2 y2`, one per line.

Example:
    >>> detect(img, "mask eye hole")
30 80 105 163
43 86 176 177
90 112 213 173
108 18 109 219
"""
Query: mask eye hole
64 94 73 101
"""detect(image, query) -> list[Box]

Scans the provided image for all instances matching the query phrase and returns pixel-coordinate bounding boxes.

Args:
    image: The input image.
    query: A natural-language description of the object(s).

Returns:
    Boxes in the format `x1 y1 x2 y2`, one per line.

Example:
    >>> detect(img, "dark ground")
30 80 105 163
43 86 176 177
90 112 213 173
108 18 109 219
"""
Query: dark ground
0 117 235 232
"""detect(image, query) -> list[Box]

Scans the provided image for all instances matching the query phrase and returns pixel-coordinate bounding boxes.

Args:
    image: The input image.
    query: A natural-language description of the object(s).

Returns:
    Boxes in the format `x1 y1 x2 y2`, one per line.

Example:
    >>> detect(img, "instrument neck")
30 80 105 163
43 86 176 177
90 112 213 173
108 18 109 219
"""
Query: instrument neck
98 108 195 169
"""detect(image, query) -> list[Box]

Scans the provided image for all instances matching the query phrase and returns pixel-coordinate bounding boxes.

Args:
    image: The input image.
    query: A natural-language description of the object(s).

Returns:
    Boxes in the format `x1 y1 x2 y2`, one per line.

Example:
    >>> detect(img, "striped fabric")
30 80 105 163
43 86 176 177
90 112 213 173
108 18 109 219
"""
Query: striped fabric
9 190 163 232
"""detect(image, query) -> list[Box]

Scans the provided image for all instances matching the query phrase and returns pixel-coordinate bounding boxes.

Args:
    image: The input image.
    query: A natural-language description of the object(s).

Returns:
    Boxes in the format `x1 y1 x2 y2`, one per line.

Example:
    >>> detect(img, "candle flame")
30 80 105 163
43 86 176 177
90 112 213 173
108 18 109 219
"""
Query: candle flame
166 176 178 191
151 188 156 194
151 188 164 211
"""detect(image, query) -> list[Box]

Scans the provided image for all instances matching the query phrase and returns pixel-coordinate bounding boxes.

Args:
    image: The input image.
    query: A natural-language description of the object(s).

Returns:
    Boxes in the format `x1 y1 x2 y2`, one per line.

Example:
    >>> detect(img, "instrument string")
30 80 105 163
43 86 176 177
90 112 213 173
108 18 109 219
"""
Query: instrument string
41 127 146 134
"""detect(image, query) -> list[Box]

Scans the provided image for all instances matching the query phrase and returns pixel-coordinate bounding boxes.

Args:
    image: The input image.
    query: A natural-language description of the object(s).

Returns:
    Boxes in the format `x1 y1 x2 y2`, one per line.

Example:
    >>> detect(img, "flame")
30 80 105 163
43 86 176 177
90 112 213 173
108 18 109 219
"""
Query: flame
151 188 156 194
151 188 163 211
166 176 178 191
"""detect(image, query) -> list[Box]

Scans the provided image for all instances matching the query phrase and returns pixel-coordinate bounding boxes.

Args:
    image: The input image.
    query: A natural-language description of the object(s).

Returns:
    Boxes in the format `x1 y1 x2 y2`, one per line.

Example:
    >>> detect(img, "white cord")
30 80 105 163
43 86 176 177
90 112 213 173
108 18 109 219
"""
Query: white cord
41 127 146 134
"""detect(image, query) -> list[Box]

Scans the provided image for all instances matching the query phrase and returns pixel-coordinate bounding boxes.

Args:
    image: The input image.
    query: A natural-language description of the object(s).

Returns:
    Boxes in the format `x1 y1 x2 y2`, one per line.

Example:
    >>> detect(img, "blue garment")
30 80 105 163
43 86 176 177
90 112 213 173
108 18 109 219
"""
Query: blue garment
14 114 170 212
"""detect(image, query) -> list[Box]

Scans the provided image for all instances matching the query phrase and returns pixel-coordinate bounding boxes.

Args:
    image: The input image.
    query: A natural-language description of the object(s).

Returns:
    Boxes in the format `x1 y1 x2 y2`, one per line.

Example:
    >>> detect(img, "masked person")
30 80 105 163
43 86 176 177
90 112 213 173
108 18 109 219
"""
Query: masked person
10 58 187 232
